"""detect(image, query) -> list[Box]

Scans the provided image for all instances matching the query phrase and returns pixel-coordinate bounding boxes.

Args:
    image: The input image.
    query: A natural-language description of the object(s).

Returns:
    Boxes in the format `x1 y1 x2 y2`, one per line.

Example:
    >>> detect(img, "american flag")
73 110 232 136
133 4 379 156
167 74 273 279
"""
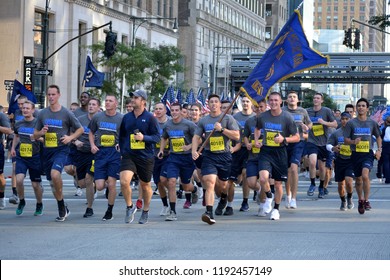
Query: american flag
185 88 196 104
175 88 183 104
196 88 210 114
160 85 175 116
370 105 386 126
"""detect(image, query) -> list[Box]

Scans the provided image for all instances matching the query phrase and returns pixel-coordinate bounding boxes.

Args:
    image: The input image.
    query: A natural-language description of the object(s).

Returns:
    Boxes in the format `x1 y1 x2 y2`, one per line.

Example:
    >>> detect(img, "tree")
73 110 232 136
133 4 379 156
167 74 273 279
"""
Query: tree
300 89 337 110
88 42 183 109
368 15 390 30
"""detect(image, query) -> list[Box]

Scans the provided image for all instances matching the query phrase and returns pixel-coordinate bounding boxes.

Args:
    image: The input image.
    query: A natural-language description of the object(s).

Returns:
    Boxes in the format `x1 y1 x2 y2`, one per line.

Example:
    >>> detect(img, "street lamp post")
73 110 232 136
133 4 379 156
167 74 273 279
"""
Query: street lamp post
213 46 250 95
130 16 178 48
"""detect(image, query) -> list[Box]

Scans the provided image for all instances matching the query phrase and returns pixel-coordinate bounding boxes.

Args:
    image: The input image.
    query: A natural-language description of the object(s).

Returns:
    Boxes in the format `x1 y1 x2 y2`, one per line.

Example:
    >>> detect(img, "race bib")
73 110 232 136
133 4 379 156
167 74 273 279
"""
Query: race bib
130 134 145 149
340 144 352 157
265 132 280 147
210 136 224 152
90 160 95 173
20 143 33 157
356 140 369 153
312 124 324 136
171 138 185 152
251 140 260 154
45 132 58 147
101 134 115 147
156 141 169 149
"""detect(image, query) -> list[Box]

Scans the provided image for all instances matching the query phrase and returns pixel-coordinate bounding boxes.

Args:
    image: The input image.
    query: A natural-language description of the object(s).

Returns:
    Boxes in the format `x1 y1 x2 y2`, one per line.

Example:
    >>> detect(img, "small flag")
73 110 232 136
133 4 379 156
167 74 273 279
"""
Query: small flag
185 88 196 104
8 80 37 115
83 56 105 88
175 88 183 104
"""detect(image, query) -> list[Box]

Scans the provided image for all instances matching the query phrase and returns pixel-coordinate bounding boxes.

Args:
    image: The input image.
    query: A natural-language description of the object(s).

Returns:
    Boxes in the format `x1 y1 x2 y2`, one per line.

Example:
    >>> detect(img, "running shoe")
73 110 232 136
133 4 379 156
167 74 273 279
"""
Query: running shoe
215 199 227 215
102 211 113 221
263 195 273 214
358 200 365 214
318 188 325 199
34 204 44 216
269 209 280 220
138 211 149 224
165 210 177 221
125 206 137 223
9 194 19 205
183 200 192 209
340 201 347 211
0 197 6 210
16 203 25 216
239 201 249 212
307 184 316 196
347 197 354 210
136 199 143 210
74 187 83 197
160 206 170 216
289 198 297 209
55 206 70 222
364 200 372 211
83 207 94 218
223 206 234 216
201 211 215 225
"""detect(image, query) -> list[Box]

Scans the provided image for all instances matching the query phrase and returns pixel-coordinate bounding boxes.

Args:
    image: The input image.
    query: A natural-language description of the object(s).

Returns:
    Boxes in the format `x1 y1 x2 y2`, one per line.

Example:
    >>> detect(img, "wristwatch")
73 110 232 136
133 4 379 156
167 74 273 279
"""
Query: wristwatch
283 137 287 145
220 128 225 133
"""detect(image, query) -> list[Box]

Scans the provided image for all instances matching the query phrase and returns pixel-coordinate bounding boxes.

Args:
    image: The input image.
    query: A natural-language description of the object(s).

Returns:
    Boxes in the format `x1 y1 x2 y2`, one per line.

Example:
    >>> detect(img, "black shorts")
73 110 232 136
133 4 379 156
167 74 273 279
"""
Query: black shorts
74 151 94 180
120 154 154 182
153 156 168 184
229 148 249 181
305 142 328 161
258 146 288 182
334 157 355 182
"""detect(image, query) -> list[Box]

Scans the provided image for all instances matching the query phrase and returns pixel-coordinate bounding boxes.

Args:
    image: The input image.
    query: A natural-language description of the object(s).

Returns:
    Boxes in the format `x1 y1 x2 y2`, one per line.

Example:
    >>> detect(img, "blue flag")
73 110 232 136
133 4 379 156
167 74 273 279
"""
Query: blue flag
160 85 175 116
83 56 105 88
175 88 183 104
185 88 196 104
8 79 37 115
240 10 329 106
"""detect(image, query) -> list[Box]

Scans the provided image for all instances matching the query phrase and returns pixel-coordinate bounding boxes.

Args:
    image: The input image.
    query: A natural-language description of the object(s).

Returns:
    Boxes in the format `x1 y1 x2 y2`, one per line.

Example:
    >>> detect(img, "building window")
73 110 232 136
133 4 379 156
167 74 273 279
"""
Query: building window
157 0 161 16
265 26 271 40
265 4 272 17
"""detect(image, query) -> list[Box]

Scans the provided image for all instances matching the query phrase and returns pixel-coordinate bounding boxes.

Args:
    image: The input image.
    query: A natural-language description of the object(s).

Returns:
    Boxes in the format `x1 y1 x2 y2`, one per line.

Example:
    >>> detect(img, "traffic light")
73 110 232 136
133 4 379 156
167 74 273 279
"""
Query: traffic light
353 28 361 50
343 28 352 48
104 31 117 58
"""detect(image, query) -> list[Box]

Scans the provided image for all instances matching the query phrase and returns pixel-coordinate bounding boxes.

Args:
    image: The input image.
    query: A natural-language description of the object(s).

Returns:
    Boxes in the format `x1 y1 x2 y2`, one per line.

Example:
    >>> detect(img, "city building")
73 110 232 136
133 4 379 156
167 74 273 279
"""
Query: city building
177 0 267 96
0 0 179 108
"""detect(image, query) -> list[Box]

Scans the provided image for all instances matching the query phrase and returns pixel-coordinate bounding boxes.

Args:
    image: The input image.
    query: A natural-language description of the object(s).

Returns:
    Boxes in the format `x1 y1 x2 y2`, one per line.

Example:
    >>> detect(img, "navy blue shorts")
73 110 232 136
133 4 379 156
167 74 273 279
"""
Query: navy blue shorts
352 151 374 177
42 145 70 181
287 140 305 167
258 146 288 182
334 157 355 182
74 151 94 180
94 147 121 180
194 154 203 170
305 142 328 161
64 144 78 166
15 154 42 182
153 156 168 184
229 148 249 182
201 151 232 181
246 158 259 178
161 153 195 184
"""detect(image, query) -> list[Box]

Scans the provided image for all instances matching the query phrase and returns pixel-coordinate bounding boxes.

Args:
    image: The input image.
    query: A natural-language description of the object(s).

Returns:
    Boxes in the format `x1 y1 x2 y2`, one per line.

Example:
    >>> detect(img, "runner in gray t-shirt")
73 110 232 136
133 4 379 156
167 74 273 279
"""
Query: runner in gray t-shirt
254 92 299 221
33 85 84 222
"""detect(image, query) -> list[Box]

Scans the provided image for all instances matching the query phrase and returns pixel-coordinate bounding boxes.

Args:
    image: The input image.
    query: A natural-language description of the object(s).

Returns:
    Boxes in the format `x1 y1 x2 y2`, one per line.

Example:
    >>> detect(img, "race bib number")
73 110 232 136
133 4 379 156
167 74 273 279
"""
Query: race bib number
356 141 369 153
90 160 95 173
340 144 352 157
130 134 145 149
156 141 169 149
312 124 324 136
265 132 280 147
251 140 260 154
171 138 185 152
20 143 33 157
101 134 115 147
210 136 224 152
45 132 58 147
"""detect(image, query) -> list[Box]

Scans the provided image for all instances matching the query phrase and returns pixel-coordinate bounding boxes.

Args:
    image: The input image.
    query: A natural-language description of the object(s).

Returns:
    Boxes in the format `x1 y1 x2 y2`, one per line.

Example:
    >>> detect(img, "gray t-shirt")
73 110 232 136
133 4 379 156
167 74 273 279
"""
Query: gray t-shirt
14 118 40 156
327 127 352 160
35 106 82 148
195 113 240 153
344 117 381 152
155 117 170 157
256 110 297 148
306 106 336 146
73 107 88 118
0 112 11 141
77 114 92 153
233 111 256 147
89 111 123 148
244 115 261 160
162 118 197 154
282 106 312 141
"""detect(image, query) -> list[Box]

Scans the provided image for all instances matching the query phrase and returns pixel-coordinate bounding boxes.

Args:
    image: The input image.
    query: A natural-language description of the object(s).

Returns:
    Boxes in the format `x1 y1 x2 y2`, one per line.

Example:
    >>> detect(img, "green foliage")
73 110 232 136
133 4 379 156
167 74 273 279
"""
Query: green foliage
368 15 390 30
300 88 337 110
88 42 183 108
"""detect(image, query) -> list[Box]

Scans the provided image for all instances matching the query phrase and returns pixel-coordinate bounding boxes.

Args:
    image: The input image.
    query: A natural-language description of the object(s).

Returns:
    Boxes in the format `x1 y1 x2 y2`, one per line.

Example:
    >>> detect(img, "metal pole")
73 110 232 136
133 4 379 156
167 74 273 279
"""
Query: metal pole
40 0 49 108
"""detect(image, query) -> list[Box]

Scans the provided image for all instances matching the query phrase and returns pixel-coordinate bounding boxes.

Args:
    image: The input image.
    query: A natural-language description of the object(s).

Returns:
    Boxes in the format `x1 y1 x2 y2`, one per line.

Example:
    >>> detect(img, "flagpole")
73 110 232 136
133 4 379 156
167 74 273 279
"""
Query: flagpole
198 90 241 153
296 0 304 10
81 79 86 94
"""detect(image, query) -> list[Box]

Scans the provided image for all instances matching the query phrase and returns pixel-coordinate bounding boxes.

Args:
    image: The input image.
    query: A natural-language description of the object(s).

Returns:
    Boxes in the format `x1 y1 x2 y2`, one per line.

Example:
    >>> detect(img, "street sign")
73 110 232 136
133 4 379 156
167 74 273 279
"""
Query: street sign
25 63 38 68
35 69 53 76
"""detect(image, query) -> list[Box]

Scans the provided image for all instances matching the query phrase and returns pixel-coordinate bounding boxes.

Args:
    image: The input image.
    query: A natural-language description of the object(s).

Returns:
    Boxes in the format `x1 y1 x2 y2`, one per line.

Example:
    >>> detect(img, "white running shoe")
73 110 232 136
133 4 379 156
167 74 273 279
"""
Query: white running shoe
160 206 170 216
74 187 83 197
285 195 291 209
290 198 297 209
269 209 280 220
263 195 274 214
257 203 267 217
0 197 6 210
